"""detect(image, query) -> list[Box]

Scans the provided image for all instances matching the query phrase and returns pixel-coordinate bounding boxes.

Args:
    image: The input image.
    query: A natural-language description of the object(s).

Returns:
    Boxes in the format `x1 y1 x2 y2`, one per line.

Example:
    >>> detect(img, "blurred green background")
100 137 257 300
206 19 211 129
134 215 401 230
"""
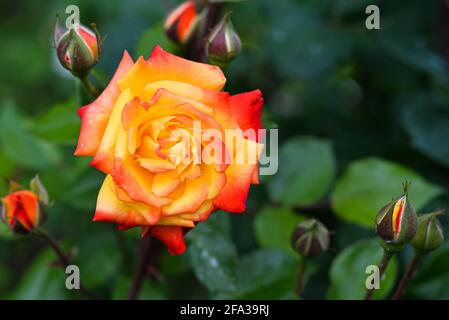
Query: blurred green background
0 0 449 299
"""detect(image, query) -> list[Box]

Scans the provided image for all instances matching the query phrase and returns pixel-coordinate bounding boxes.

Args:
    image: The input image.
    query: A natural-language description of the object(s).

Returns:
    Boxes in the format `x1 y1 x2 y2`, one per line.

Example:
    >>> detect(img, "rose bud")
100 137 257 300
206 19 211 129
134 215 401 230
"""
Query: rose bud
1 176 49 234
375 183 417 251
412 210 445 255
54 16 101 77
206 13 242 68
291 219 330 257
164 0 198 44
1 191 43 234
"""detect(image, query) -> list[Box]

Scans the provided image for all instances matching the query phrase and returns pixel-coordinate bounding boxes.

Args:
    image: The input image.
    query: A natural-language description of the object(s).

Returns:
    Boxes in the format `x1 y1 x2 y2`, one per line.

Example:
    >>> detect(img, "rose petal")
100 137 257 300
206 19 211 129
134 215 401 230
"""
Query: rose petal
230 90 264 136
162 177 209 216
137 158 176 172
149 225 187 255
213 137 263 213
118 45 226 98
75 51 134 156
94 175 158 229
90 89 134 173
112 156 173 208
152 171 181 197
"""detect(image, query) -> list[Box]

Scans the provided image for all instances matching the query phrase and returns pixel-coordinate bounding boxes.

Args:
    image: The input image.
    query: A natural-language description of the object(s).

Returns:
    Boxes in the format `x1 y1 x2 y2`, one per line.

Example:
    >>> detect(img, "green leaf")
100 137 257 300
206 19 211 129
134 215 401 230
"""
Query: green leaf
380 35 449 83
32 98 80 145
188 212 305 299
60 169 103 210
187 214 238 296
159 251 191 275
10 249 71 299
229 249 297 299
0 101 62 169
328 238 398 300
331 157 442 228
268 136 336 206
74 232 121 288
254 206 304 256
262 4 350 79
400 93 449 167
408 242 449 299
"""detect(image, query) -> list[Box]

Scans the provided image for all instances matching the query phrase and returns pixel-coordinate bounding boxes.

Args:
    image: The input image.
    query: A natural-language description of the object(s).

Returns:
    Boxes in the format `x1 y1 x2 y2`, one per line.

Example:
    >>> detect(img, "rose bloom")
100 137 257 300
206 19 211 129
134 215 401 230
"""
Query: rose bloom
75 46 264 255
1 191 42 233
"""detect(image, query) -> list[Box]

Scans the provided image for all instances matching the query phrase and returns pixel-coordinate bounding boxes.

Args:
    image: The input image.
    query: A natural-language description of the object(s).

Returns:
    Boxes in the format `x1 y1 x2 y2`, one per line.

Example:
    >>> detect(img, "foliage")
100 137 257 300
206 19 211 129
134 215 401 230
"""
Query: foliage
328 239 398 299
0 0 448 300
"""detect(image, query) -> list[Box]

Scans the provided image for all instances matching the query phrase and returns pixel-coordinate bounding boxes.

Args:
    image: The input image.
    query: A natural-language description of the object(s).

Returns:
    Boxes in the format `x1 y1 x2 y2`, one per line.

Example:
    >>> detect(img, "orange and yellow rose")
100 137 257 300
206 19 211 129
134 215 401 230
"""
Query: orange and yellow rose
75 45 264 255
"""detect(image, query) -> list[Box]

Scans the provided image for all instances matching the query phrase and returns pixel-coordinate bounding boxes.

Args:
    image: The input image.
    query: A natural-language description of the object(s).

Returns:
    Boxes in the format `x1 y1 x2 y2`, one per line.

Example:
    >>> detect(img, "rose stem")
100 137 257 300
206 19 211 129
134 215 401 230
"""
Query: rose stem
294 257 308 298
364 251 393 300
128 234 153 300
392 254 421 300
79 75 100 98
35 228 99 300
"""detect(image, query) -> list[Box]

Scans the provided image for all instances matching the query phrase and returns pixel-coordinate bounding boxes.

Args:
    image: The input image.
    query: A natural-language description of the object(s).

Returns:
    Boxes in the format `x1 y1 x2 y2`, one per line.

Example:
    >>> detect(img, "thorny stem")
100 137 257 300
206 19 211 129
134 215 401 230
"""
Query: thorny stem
35 228 98 300
128 234 154 300
79 75 100 98
364 250 393 300
392 254 421 300
294 258 308 298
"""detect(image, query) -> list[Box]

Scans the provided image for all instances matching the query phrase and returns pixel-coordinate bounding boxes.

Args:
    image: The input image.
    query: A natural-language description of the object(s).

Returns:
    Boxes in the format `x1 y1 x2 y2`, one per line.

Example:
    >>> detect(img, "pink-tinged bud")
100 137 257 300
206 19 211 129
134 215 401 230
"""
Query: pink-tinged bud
376 182 417 252
1 176 49 234
206 13 242 68
164 0 198 44
54 16 101 77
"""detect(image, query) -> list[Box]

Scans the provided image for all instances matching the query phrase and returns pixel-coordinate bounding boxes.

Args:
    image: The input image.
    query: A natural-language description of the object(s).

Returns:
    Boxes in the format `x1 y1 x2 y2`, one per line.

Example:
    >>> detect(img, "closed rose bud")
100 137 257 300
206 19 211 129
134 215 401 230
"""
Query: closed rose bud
54 16 101 77
164 0 198 44
412 210 444 255
291 219 330 257
376 186 418 251
206 13 242 68
1 191 45 234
